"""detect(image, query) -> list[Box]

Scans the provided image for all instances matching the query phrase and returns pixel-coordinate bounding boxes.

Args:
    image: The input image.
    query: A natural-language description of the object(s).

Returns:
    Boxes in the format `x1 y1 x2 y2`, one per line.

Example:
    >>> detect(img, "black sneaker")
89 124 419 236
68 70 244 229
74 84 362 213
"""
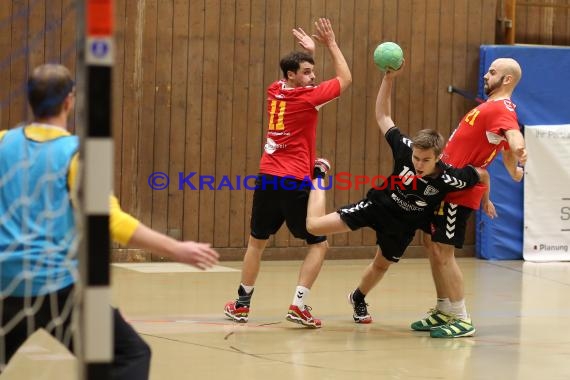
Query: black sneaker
313 158 331 179
348 292 372 324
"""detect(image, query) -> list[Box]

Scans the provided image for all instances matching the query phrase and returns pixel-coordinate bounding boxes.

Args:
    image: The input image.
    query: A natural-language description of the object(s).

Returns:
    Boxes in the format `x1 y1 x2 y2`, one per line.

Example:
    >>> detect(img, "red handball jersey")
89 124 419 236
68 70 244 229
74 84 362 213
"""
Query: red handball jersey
442 99 520 209
258 78 341 180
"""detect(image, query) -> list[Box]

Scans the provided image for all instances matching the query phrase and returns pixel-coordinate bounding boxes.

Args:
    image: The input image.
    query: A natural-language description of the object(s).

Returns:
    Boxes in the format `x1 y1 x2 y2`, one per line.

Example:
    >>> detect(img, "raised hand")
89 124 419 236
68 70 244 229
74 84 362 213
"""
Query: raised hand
292 27 315 55
385 59 406 78
312 18 336 47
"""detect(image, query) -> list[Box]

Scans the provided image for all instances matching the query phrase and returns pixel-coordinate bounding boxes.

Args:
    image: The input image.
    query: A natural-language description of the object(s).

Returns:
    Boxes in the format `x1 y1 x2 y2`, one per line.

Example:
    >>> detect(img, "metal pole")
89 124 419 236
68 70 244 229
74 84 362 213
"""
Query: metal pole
78 1 114 379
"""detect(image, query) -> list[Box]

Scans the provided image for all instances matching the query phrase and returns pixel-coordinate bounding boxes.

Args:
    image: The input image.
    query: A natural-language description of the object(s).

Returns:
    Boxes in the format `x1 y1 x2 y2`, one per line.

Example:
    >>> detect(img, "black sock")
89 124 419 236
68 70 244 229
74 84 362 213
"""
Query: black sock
236 285 253 307
352 288 366 303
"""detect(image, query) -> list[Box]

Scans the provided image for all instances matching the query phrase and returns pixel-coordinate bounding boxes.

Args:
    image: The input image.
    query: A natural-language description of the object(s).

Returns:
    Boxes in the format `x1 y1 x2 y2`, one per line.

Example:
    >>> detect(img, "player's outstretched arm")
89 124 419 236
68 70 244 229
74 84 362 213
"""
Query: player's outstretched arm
108 196 219 270
312 18 351 92
375 64 402 136
375 61 405 136
375 74 394 135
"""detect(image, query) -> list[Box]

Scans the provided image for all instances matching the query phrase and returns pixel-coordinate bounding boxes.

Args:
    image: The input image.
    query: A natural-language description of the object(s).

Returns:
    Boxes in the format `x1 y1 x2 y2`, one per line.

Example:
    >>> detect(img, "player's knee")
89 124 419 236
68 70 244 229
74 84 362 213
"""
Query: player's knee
429 243 455 265
305 217 320 235
248 235 268 251
308 239 328 250
372 251 392 272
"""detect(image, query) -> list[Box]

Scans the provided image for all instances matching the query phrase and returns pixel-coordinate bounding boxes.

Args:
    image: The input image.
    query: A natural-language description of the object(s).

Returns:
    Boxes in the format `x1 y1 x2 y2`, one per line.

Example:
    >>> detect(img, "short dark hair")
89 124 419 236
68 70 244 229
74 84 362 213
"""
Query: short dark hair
279 51 314 78
27 64 74 118
411 129 445 157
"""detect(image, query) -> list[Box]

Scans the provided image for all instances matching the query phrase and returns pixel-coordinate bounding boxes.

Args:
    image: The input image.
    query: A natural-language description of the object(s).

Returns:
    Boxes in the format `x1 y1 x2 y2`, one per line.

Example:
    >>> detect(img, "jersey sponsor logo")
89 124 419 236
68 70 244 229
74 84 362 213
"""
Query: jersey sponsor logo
267 131 290 137
503 99 515 112
442 174 467 189
401 137 412 147
393 189 430 210
390 193 424 212
264 138 286 154
424 185 439 196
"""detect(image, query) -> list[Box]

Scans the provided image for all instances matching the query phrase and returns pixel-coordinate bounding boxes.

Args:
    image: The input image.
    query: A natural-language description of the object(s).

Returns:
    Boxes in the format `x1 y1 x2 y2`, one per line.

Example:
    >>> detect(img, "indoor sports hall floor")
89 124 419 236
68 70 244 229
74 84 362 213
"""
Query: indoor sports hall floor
3 258 570 380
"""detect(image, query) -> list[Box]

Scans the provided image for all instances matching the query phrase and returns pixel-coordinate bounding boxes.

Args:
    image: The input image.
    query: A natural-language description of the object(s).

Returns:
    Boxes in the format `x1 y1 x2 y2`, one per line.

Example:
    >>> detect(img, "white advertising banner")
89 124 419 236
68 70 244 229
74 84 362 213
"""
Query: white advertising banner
524 125 570 261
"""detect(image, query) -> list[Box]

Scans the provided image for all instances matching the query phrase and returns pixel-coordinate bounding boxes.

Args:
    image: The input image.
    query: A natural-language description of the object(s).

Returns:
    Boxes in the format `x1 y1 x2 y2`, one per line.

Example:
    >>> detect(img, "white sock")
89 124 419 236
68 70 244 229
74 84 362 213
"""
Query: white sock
240 283 254 294
292 286 310 308
437 298 452 314
450 299 468 320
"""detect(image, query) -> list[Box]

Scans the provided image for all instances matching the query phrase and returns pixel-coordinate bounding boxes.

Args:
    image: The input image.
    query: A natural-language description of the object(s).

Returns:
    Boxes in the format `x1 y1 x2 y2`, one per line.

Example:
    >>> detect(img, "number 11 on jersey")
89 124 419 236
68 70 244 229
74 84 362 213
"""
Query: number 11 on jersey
269 100 286 130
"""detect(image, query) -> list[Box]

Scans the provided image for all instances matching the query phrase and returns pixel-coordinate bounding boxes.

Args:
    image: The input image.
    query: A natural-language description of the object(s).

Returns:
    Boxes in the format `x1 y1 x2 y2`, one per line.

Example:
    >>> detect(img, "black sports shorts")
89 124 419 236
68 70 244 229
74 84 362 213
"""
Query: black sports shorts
427 201 473 248
337 198 416 262
250 174 326 245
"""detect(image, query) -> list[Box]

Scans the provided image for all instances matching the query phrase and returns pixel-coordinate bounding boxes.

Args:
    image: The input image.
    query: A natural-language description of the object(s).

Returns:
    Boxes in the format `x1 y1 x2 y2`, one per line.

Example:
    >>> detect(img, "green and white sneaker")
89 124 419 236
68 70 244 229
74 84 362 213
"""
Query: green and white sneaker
430 316 476 338
410 308 452 331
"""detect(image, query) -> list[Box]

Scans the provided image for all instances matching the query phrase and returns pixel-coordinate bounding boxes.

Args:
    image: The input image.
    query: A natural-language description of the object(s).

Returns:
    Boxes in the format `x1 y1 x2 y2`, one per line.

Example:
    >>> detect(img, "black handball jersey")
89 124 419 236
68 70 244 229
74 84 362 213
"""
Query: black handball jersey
366 127 481 228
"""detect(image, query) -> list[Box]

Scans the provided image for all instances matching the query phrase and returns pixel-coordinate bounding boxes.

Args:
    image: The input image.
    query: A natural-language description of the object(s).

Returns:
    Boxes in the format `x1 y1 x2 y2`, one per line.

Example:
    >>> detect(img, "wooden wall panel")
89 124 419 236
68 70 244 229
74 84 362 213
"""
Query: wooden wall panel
61 0 77 72
151 0 174 259
183 1 205 243
0 1 12 128
228 0 251 247
138 0 158 230
515 0 570 45
423 2 441 146
551 1 570 45
45 1 61 63
213 0 236 248
168 0 191 243
10 1 28 122
28 1 45 73
198 0 220 244
119 0 143 250
2 0 570 261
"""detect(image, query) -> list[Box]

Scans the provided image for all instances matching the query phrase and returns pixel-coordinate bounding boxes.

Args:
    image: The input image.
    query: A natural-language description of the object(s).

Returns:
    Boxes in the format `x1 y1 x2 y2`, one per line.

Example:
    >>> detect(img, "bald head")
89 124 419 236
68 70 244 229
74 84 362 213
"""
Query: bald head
493 58 522 86
483 58 522 98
